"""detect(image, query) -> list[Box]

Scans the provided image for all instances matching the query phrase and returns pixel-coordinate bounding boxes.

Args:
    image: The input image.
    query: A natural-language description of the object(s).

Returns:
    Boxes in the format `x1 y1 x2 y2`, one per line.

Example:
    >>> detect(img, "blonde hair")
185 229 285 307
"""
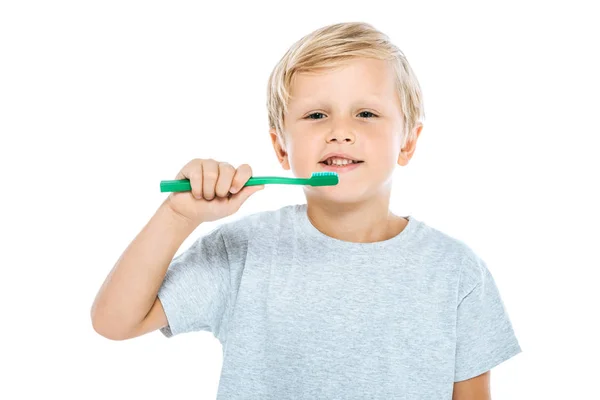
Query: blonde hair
267 21 425 151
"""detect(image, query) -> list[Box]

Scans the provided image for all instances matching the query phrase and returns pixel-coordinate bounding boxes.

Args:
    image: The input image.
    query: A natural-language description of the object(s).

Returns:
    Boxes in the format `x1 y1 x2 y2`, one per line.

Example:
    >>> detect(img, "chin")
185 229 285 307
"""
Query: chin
309 185 369 204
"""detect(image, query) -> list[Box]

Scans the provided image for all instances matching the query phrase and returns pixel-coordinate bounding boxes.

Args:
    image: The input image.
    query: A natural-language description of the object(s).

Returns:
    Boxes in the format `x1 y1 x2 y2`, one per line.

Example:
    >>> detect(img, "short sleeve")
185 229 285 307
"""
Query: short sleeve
157 225 231 340
454 253 522 382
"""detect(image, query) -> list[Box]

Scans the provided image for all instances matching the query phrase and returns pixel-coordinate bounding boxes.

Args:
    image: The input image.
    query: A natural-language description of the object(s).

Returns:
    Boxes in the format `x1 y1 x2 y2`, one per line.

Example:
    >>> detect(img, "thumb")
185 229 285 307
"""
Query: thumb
229 185 264 207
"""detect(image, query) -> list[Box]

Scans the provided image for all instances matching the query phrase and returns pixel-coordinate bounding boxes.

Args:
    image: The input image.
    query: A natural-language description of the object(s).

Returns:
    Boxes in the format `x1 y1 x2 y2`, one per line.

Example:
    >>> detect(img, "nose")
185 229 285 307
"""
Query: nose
326 120 356 144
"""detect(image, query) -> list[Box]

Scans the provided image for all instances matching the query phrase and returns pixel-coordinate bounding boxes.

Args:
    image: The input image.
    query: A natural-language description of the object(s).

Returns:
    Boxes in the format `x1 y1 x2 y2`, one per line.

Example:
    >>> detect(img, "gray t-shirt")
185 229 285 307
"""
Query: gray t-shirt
157 203 521 399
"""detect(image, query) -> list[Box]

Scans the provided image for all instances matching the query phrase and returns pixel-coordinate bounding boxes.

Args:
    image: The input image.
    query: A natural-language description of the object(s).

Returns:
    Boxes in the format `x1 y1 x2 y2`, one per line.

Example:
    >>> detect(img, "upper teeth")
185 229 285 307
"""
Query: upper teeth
325 157 357 166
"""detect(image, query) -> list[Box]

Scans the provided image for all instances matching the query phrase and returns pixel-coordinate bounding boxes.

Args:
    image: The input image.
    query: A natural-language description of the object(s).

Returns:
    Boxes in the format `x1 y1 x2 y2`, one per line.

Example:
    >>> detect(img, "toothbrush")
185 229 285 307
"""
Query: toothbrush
160 171 339 193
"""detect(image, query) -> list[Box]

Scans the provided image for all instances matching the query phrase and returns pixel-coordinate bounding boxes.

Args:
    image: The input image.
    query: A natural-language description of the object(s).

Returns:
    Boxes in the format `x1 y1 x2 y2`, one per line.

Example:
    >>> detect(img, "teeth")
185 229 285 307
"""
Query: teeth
325 157 357 166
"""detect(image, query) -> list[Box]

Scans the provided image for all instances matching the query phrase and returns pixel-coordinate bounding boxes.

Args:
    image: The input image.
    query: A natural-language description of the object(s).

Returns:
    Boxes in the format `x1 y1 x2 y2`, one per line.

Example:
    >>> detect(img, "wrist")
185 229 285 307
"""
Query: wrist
160 198 201 231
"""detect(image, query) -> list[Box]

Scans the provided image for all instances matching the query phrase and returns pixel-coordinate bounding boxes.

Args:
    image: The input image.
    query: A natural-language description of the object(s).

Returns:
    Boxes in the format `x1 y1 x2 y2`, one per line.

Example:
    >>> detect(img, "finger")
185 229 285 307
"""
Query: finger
229 164 253 194
228 184 265 209
190 162 204 200
179 159 203 200
175 158 197 180
215 162 236 198
202 159 219 200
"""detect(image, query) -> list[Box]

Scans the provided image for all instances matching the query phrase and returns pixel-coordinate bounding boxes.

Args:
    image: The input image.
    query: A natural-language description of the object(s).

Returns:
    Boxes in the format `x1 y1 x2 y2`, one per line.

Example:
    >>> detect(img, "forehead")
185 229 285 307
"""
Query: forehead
289 58 397 104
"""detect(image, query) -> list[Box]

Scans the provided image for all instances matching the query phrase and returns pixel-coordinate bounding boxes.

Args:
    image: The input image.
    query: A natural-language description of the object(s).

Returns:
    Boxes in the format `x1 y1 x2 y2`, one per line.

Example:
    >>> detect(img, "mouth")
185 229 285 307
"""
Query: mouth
319 158 364 172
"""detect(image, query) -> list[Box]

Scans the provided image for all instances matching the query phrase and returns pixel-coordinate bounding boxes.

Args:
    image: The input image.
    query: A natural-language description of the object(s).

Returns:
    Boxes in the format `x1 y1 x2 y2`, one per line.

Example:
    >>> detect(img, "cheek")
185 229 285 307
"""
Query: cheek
287 139 319 171
367 134 400 165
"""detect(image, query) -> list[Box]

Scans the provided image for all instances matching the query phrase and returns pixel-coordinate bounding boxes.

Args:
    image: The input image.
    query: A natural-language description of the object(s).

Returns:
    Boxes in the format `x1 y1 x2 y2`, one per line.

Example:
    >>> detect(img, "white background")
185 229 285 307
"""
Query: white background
1 1 598 399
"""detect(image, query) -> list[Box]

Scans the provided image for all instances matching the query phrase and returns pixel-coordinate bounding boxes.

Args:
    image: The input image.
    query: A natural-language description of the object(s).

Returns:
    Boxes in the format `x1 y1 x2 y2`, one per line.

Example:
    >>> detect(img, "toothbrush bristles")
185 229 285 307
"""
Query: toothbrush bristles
311 171 338 177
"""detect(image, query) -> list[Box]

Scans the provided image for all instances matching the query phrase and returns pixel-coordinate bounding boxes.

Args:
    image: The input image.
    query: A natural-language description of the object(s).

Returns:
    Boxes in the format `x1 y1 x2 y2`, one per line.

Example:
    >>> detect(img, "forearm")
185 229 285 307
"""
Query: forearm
91 198 199 337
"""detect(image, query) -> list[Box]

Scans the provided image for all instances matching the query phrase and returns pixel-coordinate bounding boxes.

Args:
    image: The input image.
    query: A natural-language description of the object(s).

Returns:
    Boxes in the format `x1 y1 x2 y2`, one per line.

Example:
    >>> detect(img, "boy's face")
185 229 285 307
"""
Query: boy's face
270 57 422 203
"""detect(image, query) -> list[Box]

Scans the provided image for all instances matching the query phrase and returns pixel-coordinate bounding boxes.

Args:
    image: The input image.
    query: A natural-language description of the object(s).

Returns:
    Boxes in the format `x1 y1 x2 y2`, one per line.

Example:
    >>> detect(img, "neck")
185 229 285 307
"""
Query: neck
304 191 406 243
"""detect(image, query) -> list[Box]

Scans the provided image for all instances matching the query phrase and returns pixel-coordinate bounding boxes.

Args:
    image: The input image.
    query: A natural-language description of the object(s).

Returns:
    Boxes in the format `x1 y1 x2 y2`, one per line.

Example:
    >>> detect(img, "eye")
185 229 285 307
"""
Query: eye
306 112 326 120
358 111 377 119
306 111 378 120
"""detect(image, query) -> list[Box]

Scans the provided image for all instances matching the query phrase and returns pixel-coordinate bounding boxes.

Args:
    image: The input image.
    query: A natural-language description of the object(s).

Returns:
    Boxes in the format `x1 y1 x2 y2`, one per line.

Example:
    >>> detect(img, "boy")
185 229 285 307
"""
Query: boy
91 21 521 399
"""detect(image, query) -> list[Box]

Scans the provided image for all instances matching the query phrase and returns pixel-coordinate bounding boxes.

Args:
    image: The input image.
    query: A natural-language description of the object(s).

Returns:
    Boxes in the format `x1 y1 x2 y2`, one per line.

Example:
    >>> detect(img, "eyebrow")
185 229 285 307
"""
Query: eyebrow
293 95 385 108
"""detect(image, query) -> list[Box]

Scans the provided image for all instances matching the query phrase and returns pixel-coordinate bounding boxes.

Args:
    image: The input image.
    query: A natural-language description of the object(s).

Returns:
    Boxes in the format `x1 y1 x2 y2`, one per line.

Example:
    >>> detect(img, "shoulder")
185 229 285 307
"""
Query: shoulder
216 203 298 241
413 218 487 290
429 224 489 297
412 219 479 269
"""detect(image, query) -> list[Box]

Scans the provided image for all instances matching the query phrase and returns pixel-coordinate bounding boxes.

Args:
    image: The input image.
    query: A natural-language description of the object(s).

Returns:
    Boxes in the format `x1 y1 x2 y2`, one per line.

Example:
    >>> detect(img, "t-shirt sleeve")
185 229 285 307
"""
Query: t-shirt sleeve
157 225 231 340
454 252 522 382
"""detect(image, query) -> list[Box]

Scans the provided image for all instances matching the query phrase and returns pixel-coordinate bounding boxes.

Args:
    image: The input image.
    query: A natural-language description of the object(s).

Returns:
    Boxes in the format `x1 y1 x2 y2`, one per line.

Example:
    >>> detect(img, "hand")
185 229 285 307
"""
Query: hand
166 158 264 225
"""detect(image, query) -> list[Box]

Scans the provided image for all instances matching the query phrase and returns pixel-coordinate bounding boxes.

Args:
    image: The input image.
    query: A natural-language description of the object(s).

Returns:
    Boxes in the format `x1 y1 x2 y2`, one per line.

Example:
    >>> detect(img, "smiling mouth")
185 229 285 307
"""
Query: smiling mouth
319 159 364 166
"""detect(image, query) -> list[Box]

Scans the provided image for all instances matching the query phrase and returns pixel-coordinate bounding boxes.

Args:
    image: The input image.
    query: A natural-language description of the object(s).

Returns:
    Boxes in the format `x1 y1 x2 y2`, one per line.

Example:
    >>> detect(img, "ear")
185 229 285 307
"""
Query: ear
397 122 423 166
269 128 290 170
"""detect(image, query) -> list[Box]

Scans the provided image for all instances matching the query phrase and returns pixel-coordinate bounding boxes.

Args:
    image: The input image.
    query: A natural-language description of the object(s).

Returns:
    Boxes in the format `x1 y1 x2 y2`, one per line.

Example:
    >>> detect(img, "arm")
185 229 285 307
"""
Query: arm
90 198 199 340
452 371 491 400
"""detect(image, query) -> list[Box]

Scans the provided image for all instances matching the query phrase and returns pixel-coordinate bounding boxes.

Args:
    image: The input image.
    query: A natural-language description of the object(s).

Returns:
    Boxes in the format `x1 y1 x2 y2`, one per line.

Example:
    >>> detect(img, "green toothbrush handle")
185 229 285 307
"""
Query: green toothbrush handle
244 176 309 186
160 176 309 192
160 179 192 192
